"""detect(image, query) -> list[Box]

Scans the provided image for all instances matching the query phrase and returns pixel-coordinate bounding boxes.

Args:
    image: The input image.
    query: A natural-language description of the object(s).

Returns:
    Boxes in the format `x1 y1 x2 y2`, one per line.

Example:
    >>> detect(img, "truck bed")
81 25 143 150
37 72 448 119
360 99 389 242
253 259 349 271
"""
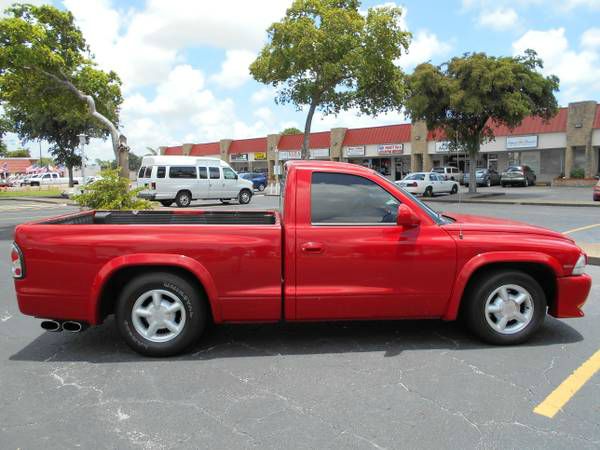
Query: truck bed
42 210 278 225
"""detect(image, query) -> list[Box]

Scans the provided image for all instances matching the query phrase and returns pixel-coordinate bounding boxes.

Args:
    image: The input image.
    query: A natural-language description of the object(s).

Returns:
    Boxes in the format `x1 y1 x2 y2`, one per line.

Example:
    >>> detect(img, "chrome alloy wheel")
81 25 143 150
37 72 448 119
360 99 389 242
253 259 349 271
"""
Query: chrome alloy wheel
484 284 534 334
131 289 187 342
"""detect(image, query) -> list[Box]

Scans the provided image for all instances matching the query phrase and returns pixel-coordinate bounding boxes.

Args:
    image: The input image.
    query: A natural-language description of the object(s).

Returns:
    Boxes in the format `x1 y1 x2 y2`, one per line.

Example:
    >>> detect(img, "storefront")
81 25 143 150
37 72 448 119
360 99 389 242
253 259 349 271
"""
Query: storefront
230 152 269 174
343 144 410 180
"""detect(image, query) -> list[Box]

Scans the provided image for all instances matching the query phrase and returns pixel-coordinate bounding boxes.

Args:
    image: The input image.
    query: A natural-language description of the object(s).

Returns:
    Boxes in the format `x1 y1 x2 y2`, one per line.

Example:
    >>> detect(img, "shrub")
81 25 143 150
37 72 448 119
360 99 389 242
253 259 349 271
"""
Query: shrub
570 168 585 179
73 169 154 210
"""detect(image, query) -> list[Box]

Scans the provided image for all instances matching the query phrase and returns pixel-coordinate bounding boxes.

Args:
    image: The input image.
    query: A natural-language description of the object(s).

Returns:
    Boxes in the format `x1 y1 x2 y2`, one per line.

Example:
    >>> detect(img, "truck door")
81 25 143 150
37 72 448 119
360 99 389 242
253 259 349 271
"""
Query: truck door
208 166 222 198
293 171 456 320
222 167 239 198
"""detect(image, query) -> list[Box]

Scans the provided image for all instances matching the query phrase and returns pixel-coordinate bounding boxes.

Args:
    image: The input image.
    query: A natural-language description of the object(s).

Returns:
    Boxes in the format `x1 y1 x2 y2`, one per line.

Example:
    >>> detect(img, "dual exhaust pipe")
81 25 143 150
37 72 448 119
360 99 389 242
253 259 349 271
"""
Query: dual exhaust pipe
41 320 86 333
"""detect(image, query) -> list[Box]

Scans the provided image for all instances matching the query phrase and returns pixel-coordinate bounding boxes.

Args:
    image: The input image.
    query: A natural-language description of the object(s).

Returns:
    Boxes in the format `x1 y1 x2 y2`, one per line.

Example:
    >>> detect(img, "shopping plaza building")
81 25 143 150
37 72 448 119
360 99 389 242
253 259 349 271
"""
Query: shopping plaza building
159 100 600 184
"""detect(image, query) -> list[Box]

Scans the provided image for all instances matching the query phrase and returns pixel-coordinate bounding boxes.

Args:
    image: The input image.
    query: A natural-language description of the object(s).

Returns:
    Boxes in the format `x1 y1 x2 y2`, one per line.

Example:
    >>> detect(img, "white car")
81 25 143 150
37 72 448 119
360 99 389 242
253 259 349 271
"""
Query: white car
61 176 102 198
27 172 73 186
137 156 254 207
431 166 463 184
396 172 459 197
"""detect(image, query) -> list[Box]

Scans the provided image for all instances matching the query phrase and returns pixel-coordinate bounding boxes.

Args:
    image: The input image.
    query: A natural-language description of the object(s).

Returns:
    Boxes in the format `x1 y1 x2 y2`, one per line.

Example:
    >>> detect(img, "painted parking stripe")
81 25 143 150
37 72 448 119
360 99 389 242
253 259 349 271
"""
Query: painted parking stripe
563 223 600 235
533 349 600 418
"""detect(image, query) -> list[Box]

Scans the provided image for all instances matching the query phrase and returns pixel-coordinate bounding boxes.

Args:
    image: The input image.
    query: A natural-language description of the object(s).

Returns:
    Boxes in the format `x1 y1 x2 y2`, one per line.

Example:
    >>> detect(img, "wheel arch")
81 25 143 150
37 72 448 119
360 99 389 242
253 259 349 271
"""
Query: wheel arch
90 254 221 325
444 252 562 321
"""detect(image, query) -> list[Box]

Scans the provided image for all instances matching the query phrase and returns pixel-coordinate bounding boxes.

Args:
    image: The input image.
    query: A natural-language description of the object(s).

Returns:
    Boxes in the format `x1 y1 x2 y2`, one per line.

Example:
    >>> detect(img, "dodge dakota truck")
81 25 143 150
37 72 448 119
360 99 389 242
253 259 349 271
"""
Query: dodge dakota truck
11 161 591 356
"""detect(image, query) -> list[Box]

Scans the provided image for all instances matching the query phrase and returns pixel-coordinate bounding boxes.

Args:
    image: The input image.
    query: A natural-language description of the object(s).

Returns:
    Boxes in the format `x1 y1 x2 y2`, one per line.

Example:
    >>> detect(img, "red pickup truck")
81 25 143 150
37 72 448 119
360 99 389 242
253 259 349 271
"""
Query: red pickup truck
12 161 591 356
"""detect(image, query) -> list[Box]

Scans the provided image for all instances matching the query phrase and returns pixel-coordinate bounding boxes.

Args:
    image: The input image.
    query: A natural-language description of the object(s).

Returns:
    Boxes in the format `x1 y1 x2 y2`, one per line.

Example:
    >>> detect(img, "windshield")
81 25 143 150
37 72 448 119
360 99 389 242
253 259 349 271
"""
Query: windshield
476 169 486 174
373 172 450 225
507 166 522 172
432 168 445 173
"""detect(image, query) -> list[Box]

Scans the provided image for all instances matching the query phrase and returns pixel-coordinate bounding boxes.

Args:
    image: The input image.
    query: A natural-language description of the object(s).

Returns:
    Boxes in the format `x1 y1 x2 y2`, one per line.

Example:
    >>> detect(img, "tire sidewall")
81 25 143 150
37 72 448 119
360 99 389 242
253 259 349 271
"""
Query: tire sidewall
116 273 206 357
239 189 252 204
465 271 546 345
176 191 191 207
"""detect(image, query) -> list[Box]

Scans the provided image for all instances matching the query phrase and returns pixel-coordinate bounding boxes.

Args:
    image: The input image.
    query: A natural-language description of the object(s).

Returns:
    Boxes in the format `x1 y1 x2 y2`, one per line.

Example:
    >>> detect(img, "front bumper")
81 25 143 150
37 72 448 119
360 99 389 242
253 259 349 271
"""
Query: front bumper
549 274 592 318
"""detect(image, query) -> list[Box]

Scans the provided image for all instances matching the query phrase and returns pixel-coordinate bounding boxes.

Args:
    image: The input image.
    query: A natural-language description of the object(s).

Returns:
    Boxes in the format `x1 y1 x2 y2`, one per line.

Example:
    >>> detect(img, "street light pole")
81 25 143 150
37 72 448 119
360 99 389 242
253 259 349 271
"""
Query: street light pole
78 133 87 181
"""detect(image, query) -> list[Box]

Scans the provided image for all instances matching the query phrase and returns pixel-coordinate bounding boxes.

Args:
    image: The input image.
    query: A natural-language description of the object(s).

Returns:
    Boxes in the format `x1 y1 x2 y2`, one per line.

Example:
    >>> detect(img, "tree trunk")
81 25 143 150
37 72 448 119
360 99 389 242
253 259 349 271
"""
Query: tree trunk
67 164 74 187
468 147 478 194
301 101 318 160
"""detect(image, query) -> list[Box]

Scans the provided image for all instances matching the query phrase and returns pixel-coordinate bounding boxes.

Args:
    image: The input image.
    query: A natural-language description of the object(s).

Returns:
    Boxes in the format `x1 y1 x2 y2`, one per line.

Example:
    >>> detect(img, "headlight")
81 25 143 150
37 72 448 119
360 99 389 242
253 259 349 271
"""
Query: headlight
572 254 587 275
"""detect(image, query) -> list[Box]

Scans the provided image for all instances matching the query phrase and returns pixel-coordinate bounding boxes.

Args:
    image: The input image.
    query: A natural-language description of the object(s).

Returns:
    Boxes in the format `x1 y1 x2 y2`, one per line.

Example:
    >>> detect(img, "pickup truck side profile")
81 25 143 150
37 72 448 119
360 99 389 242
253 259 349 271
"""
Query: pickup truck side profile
12 161 591 356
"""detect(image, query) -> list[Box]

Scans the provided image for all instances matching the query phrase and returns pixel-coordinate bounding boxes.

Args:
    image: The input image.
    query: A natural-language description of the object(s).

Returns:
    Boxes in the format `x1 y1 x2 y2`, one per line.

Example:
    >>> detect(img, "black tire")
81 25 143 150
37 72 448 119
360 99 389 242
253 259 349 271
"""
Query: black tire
238 189 252 204
501 183 506 188
463 270 546 345
423 186 433 197
257 184 265 192
160 200 174 207
450 184 458 194
115 272 208 357
175 190 192 207
30 182 39 187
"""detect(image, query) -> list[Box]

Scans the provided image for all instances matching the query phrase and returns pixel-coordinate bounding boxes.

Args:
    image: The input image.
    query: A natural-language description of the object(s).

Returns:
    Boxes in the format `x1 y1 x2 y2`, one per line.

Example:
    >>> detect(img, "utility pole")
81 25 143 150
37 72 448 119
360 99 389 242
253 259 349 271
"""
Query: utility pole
78 133 87 181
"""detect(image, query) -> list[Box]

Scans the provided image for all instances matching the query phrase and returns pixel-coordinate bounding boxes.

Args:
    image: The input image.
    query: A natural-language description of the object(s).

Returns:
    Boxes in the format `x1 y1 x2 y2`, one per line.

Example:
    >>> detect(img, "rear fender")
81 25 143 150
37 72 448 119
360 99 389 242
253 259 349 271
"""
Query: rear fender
89 253 221 324
443 251 563 321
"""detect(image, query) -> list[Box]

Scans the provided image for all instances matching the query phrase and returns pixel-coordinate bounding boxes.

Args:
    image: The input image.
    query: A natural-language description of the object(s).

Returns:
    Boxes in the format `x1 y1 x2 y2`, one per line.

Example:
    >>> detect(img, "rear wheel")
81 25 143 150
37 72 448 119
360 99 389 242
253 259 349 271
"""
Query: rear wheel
238 189 252 204
160 200 174 207
463 270 546 345
115 272 208 357
257 183 266 192
423 186 433 197
450 184 458 194
175 190 192 207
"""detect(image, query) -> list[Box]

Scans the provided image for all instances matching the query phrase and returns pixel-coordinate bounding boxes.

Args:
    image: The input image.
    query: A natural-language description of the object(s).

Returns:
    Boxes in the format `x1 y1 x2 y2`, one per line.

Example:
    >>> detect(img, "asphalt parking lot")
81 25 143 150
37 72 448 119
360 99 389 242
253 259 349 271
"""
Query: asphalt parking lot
1 200 599 449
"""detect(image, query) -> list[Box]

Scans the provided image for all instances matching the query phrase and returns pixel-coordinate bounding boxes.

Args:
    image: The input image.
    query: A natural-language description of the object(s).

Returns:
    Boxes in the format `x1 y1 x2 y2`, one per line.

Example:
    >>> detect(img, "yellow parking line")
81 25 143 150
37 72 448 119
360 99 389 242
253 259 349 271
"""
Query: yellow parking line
533 349 600 418
563 223 600 235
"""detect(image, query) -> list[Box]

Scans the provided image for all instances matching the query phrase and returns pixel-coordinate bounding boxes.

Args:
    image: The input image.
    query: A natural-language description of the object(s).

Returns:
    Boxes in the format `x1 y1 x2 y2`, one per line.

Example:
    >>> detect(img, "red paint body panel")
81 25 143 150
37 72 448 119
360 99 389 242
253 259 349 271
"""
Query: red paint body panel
12 161 591 328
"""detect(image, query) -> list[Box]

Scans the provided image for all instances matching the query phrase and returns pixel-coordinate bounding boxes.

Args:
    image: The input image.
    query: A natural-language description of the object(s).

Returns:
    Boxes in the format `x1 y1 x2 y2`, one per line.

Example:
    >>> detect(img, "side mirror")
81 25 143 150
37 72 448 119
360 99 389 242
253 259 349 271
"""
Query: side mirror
396 204 420 228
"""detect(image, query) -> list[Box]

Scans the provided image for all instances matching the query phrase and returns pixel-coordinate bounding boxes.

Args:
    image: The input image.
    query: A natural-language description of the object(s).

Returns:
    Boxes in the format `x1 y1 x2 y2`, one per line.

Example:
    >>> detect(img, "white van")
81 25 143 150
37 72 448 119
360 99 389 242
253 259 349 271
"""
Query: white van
137 156 254 207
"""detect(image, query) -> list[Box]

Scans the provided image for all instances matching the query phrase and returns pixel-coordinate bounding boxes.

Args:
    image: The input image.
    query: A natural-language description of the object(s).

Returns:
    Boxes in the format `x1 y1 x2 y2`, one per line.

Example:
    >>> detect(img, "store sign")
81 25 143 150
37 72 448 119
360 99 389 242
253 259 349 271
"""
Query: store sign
310 148 330 159
230 153 248 162
254 152 267 160
377 144 403 155
506 135 538 149
345 146 365 157
435 141 451 153
278 150 301 160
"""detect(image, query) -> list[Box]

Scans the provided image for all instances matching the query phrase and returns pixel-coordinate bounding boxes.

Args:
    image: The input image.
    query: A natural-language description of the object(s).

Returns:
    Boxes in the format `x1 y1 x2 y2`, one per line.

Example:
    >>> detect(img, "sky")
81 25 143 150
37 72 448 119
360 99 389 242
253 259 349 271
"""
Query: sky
2 0 600 161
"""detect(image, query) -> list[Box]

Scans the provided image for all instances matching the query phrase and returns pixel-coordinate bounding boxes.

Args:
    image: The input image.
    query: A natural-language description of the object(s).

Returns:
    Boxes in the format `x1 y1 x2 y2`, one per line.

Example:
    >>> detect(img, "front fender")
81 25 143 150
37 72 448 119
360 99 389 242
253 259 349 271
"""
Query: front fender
89 253 221 325
443 251 563 321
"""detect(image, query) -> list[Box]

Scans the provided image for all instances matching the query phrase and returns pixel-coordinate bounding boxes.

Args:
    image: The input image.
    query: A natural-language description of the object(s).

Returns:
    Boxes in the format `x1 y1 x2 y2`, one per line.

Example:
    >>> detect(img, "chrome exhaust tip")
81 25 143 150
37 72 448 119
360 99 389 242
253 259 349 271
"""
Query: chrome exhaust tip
41 320 62 332
62 321 84 333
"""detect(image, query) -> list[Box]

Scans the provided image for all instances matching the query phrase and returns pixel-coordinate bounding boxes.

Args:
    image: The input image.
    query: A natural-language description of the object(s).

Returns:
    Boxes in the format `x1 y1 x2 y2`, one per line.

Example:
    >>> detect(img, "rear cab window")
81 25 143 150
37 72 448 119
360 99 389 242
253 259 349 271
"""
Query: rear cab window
209 167 221 179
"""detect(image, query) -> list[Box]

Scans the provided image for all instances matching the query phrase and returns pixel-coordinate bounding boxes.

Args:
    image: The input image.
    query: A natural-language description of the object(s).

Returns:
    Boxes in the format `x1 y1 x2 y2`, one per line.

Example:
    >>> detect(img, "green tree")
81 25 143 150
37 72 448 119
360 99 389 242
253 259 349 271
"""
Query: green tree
0 139 7 157
6 148 30 157
128 152 142 172
405 50 559 193
251 0 410 158
281 127 302 135
0 4 127 177
74 168 154 210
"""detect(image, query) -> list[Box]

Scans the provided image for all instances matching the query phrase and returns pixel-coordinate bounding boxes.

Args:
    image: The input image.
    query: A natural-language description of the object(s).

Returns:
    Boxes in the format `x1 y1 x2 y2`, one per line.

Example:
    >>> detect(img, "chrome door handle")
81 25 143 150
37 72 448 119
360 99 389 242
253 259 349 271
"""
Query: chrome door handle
301 242 324 254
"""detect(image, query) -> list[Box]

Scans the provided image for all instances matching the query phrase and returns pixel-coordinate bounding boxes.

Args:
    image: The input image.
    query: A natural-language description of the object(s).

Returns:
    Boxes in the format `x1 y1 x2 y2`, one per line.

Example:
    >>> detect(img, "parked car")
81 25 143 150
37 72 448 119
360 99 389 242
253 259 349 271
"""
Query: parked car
239 172 267 191
464 168 501 187
136 156 254 207
501 165 536 187
27 172 74 187
61 175 103 199
12 160 590 356
396 172 459 197
593 179 600 201
432 166 463 184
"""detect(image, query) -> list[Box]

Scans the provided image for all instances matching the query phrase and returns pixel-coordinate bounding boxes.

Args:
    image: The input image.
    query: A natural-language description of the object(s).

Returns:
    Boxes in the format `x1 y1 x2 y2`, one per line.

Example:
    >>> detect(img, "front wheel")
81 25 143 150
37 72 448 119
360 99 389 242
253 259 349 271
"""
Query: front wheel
238 189 252 204
423 186 433 197
115 272 208 357
257 184 265 192
450 184 458 194
463 270 546 345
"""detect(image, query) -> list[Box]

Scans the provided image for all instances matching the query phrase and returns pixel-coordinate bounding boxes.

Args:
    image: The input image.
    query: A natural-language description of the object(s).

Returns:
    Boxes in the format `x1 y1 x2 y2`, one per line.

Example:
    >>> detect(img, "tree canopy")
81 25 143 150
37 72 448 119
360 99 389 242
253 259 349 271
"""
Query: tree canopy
405 50 559 193
0 4 124 180
250 0 410 158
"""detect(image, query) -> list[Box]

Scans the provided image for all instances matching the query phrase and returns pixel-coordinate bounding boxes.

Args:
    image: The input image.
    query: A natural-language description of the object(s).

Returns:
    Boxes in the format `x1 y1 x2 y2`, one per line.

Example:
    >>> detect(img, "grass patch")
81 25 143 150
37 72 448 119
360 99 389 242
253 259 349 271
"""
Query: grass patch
0 188 62 198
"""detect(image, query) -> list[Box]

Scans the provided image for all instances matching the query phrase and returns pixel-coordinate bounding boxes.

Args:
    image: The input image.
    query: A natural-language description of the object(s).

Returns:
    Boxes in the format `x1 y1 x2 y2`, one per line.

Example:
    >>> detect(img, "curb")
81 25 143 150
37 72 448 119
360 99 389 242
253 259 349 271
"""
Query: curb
424 198 600 208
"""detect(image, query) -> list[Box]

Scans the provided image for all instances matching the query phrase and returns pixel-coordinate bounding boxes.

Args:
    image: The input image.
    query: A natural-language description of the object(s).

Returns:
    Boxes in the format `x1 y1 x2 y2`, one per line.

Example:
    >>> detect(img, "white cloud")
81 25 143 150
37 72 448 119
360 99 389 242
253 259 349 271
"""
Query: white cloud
478 7 519 31
399 30 452 70
312 108 408 131
210 49 256 89
512 27 600 101
582 28 600 48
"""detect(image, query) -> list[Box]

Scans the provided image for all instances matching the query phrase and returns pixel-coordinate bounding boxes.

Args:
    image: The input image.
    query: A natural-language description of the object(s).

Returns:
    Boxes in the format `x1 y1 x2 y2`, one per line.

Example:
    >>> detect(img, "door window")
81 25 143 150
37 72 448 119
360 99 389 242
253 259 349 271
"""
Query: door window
198 167 208 179
209 167 221 179
311 172 400 224
138 166 146 178
156 166 166 178
223 168 237 180
144 166 152 178
169 166 197 179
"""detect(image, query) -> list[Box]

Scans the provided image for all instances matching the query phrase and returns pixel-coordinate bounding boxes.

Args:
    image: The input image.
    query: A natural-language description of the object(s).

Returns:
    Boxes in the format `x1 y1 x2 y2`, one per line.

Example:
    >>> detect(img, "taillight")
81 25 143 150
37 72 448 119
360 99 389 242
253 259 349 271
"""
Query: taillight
10 242 24 279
